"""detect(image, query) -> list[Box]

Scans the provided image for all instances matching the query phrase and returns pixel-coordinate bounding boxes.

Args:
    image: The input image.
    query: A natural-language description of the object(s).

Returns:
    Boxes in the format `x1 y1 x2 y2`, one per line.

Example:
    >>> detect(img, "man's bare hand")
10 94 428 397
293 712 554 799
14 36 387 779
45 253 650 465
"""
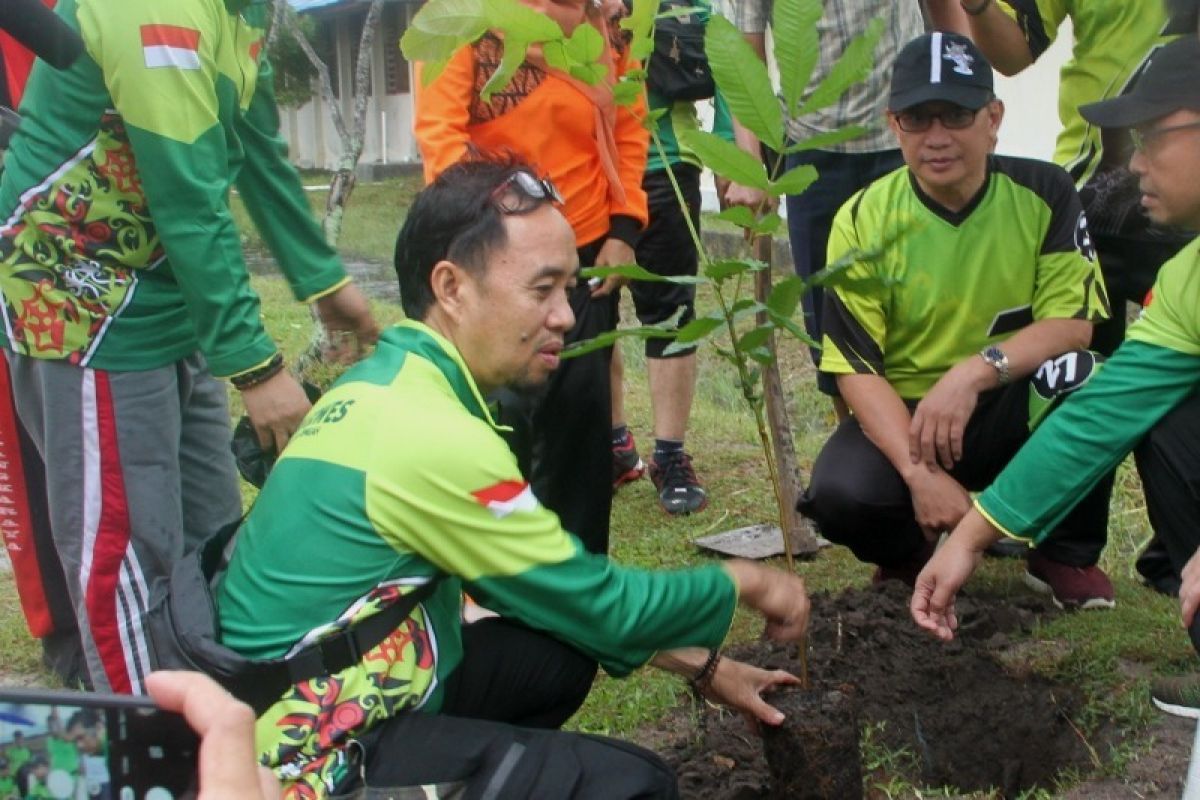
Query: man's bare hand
146 671 282 800
722 182 776 215
909 358 990 469
704 657 802 729
724 560 811 642
1181 548 1200 628
315 283 380 363
589 237 635 298
906 466 971 538
240 370 311 455
910 509 1004 641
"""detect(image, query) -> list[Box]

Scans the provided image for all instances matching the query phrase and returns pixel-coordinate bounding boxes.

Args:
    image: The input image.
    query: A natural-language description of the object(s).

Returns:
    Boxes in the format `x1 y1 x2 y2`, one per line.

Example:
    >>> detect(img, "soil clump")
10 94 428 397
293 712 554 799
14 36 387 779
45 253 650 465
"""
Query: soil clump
658 581 1101 798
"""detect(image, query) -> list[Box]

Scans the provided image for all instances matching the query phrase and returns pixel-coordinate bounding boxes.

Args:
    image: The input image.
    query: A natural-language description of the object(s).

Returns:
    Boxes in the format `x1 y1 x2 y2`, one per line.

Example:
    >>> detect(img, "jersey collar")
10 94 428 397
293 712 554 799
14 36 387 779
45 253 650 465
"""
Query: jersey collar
393 321 508 431
907 156 994 227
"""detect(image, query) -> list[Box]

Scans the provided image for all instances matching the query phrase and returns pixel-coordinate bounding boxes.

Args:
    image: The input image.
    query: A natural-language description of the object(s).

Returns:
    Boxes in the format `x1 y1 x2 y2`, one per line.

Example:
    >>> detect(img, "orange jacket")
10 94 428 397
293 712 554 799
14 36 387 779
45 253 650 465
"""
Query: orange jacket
415 33 648 248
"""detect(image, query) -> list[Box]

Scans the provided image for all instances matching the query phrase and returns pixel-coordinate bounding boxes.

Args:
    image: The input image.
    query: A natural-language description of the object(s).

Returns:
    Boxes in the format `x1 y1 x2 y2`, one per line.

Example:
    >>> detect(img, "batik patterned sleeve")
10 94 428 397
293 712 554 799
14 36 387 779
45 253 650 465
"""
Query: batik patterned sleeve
77 0 276 378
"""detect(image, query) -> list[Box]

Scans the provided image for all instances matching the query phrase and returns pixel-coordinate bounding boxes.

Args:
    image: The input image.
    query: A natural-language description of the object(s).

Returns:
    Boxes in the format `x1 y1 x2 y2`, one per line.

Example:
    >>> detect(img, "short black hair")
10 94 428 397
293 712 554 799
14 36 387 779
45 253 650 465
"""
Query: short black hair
394 151 552 320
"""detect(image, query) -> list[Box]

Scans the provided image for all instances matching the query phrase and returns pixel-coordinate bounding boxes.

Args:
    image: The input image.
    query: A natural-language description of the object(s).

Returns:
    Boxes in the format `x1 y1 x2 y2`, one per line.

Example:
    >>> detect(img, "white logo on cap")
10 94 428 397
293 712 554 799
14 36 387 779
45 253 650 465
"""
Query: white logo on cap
943 42 975 76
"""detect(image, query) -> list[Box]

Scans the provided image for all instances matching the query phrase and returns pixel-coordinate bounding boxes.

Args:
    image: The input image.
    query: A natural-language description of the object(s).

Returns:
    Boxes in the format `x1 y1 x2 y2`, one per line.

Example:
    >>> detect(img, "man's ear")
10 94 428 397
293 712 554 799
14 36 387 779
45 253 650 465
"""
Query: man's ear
429 260 472 321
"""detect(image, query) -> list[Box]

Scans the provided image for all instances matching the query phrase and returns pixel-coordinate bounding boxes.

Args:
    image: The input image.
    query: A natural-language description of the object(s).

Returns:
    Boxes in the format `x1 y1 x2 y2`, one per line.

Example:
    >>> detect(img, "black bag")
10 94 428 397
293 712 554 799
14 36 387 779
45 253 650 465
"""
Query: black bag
646 0 715 101
146 521 441 715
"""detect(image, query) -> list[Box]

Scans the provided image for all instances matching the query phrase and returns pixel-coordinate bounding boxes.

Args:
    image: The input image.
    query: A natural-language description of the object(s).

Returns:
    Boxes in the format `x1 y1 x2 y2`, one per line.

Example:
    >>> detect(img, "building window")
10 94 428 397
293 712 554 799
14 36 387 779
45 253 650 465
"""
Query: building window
382 4 410 94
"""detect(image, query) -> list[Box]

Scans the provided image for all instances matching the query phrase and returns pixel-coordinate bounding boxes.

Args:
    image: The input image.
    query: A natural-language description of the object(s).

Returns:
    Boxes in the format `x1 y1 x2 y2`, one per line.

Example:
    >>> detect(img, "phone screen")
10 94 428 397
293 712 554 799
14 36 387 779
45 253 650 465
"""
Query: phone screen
0 689 198 800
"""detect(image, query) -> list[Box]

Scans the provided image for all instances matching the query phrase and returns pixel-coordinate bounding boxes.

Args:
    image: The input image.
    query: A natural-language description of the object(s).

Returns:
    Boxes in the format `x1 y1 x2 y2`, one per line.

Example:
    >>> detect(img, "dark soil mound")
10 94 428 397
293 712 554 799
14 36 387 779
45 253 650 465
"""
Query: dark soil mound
662 581 1097 799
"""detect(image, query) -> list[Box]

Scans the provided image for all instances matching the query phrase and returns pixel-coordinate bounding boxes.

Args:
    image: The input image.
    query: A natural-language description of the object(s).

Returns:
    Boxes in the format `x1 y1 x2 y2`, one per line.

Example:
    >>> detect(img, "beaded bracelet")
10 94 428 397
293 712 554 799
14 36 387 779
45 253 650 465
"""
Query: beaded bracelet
961 0 992 16
231 352 285 391
688 649 722 698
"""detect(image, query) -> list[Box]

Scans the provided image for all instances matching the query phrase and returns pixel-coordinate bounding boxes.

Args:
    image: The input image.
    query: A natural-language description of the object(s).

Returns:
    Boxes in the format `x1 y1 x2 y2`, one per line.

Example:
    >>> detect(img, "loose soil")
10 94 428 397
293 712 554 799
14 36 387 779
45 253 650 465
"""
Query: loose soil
642 581 1183 799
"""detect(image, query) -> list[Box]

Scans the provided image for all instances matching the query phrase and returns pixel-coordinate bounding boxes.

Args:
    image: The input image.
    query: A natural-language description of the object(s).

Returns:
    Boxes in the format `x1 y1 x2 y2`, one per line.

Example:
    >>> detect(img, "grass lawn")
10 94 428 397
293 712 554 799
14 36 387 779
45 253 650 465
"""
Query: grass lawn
2 173 1194 796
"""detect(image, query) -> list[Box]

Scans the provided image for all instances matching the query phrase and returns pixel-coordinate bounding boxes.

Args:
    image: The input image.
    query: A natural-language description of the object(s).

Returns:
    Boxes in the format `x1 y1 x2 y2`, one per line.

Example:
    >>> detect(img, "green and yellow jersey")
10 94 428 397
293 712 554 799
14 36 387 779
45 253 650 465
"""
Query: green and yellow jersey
216 321 738 797
978 237 1200 541
998 0 1175 185
0 0 345 378
819 155 1109 400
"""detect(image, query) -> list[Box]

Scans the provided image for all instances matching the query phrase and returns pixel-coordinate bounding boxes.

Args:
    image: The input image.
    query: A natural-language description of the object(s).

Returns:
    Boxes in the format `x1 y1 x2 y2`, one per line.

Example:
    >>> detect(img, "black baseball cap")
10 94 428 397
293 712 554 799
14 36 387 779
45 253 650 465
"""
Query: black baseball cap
1079 37 1200 128
888 32 994 112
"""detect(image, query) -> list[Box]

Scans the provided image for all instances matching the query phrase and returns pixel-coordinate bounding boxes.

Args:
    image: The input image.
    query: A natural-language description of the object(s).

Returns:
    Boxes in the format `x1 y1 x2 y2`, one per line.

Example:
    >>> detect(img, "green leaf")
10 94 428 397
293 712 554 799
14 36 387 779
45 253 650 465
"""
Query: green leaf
703 258 767 281
483 0 563 39
706 15 783 151
730 299 766 322
480 34 533 101
614 80 645 107
795 17 884 117
677 129 769 189
562 21 605 63
662 339 700 356
746 345 775 366
622 0 657 60
405 0 487 38
767 309 818 347
542 40 571 72
580 264 706 285
657 5 708 20
772 0 823 119
715 206 758 228
782 126 868 154
569 61 608 85
768 163 818 196
766 274 805 317
561 325 675 359
750 212 783 236
673 315 725 344
738 324 774 352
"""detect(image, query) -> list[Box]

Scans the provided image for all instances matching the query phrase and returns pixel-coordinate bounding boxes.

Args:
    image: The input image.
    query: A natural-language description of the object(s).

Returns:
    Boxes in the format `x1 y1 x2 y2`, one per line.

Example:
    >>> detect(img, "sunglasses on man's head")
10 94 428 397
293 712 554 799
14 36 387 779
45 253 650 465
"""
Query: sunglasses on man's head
490 170 564 214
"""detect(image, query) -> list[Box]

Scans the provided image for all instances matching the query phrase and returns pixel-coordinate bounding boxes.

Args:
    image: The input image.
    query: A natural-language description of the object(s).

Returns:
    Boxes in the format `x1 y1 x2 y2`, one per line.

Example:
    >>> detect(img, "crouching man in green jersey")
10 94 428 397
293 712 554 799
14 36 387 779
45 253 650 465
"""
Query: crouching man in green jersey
798 33 1115 607
215 154 812 799
912 36 1200 719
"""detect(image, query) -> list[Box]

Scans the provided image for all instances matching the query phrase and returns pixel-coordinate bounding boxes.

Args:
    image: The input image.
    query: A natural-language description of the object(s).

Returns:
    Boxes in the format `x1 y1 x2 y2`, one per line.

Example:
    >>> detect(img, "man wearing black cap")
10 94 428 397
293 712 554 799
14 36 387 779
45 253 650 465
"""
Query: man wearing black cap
799 32 1114 607
912 35 1200 717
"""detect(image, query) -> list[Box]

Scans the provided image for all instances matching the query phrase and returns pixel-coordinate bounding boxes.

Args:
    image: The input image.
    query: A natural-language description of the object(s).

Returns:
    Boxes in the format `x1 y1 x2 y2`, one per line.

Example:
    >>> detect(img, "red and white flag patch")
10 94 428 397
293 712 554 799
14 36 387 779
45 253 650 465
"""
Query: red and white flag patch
141 25 201 70
471 480 538 519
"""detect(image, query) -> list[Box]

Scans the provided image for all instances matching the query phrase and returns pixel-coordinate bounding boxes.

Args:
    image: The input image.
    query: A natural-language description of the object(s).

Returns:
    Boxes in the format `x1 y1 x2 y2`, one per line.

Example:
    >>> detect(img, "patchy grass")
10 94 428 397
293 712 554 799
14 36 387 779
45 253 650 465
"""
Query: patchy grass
2 176 1186 795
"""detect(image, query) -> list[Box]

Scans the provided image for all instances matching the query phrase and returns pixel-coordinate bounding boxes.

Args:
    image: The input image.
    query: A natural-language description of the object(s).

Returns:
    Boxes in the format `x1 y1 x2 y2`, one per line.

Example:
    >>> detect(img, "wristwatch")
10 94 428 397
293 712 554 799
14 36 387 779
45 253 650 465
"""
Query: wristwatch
979 345 1011 385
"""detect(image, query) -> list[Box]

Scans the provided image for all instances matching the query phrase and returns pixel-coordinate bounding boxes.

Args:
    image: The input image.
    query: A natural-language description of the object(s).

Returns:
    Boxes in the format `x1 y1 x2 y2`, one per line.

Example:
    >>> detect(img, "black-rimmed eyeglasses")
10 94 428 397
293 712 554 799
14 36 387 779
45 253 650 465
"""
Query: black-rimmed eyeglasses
893 106 981 133
1129 120 1200 153
490 170 564 214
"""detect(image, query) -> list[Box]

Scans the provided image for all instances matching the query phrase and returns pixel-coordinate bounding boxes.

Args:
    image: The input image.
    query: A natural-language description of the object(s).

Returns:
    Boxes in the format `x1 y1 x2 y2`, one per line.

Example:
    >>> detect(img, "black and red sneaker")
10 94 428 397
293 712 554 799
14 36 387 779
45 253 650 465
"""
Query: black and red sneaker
612 430 646 491
647 450 707 515
1024 550 1115 610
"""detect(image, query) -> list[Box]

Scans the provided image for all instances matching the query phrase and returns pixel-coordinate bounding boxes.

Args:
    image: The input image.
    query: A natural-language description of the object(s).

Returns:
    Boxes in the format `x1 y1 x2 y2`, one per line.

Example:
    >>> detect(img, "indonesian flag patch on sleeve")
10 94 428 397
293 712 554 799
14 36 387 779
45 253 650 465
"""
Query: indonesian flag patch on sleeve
471 480 538 519
141 25 201 70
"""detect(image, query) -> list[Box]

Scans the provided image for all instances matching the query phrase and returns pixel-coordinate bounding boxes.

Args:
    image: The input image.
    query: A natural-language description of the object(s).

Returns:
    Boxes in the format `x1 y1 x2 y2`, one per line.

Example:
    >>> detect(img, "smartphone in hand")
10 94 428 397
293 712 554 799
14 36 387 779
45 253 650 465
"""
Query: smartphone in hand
0 687 198 800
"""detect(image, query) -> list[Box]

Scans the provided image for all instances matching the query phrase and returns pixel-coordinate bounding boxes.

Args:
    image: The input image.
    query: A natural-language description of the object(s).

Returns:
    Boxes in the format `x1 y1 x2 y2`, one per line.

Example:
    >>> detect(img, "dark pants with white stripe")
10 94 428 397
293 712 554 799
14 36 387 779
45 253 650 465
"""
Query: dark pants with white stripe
1135 391 1200 655
334 618 678 798
5 352 242 693
800 379 1113 569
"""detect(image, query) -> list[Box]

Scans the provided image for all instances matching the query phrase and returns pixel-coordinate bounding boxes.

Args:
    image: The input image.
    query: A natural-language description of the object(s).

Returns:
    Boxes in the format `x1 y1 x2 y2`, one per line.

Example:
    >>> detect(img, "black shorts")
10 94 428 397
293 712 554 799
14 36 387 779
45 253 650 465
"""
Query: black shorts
630 164 701 359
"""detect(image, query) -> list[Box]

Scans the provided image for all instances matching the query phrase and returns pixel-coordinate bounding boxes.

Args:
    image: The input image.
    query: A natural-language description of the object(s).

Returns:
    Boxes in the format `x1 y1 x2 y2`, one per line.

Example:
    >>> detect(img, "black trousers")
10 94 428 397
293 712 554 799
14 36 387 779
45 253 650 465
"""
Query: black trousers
1135 391 1200 655
334 619 677 799
800 379 1113 568
493 240 616 555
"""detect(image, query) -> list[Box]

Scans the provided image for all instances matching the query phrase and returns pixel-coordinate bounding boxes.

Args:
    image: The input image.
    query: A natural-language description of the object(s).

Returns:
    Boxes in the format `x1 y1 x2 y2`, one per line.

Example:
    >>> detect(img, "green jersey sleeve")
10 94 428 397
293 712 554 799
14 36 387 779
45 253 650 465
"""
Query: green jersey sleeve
998 0 1068 60
1128 239 1200 355
1028 166 1108 323
77 0 276 377
978 339 1200 541
363 366 737 676
233 55 347 303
